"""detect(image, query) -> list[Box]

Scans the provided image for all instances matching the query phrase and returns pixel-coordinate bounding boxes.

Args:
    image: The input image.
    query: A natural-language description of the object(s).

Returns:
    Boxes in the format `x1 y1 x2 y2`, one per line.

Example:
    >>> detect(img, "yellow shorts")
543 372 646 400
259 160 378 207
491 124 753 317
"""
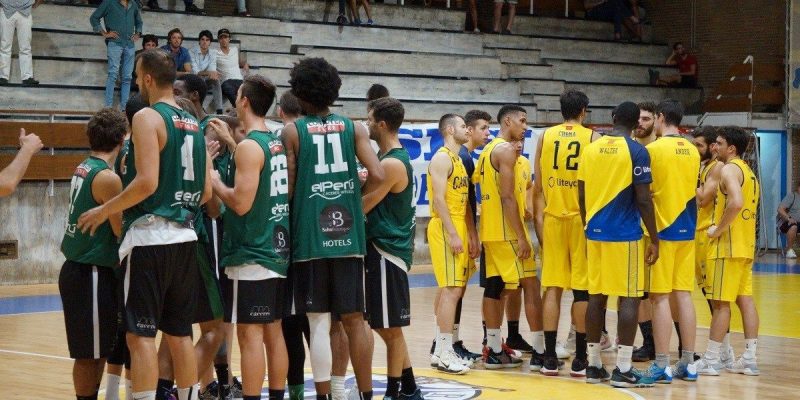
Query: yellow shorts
541 214 588 290
587 239 645 297
484 240 536 290
694 231 710 287
428 217 474 288
704 257 753 302
647 240 695 293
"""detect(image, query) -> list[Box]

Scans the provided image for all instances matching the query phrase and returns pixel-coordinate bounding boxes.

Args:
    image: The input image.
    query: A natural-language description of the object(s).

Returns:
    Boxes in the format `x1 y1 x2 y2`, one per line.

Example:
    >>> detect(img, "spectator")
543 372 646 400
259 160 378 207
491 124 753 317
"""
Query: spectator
216 28 249 109
492 0 516 34
778 182 800 258
131 34 158 92
146 0 204 14
337 0 347 24
584 0 642 41
366 83 389 102
190 30 221 113
0 0 42 86
650 42 698 88
235 0 249 16
161 28 192 76
0 128 42 197
466 0 479 33
90 0 142 108
348 0 373 25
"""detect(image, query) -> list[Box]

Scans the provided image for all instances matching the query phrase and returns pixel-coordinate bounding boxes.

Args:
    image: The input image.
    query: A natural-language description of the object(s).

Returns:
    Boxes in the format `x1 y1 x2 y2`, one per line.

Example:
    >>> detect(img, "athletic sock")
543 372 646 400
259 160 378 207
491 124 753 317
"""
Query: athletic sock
331 376 345 397
315 395 331 400
680 350 694 366
575 332 588 360
132 391 157 400
705 340 722 361
587 343 602 368
544 331 558 357
401 367 418 395
155 379 174 400
243 396 260 400
77 394 98 400
215 363 230 386
530 331 545 354
674 321 683 353
385 376 401 398
106 374 121 400
617 345 633 373
288 384 304 400
638 320 653 347
436 333 454 357
507 320 520 338
481 321 487 345
359 391 373 400
487 329 502 353
744 338 758 360
177 384 199 400
452 324 461 343
655 353 670 369
269 389 286 400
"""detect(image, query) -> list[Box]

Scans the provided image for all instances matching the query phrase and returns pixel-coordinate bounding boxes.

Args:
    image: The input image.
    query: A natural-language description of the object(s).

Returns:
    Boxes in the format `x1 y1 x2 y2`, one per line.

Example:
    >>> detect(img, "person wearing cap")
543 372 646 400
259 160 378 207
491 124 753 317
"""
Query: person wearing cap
216 28 249 111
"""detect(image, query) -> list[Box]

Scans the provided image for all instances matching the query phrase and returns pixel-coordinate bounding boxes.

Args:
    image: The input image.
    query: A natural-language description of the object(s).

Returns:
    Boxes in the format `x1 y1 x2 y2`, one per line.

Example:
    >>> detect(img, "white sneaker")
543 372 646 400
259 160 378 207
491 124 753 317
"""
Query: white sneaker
556 342 570 359
727 356 760 376
720 346 736 368
434 350 471 374
787 248 797 258
695 357 725 376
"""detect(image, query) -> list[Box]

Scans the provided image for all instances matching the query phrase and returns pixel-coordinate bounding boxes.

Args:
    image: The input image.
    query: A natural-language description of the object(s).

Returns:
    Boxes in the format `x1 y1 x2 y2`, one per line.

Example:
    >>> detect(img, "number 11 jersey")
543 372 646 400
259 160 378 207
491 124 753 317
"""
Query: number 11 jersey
291 114 366 261
539 123 594 218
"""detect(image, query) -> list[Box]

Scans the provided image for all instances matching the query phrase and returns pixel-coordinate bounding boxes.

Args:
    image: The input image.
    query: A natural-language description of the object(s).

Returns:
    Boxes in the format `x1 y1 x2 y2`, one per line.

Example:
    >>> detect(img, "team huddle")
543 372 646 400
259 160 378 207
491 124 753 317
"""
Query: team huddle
54 48 761 400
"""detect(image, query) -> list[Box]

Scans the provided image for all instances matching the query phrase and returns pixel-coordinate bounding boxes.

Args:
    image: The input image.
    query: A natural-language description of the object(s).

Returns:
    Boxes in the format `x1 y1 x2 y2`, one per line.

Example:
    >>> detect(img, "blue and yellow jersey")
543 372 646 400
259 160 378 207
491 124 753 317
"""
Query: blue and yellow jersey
647 136 700 241
539 123 594 217
427 147 469 220
697 159 720 231
577 135 652 242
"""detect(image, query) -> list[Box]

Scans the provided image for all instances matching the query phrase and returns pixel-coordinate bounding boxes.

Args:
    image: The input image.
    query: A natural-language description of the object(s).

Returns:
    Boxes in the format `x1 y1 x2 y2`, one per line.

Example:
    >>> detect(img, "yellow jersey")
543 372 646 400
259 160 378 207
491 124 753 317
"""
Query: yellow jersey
709 158 760 260
539 123 594 217
646 135 701 240
697 159 720 231
427 147 469 220
516 156 532 238
474 137 526 242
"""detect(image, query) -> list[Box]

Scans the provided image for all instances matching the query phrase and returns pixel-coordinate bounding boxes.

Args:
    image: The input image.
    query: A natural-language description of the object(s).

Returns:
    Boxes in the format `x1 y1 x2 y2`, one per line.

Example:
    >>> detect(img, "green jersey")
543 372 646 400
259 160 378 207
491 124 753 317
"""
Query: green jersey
222 131 290 274
365 148 416 269
114 138 130 175
291 114 366 261
61 157 119 268
121 102 207 233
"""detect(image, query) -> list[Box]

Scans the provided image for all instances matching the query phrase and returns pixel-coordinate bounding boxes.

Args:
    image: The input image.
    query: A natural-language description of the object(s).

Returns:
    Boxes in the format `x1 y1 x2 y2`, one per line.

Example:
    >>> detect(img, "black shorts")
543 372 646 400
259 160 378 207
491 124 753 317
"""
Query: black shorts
195 241 224 323
364 244 411 329
293 257 365 315
223 277 287 324
123 242 198 337
780 220 798 234
478 245 505 299
59 261 119 359
678 75 698 88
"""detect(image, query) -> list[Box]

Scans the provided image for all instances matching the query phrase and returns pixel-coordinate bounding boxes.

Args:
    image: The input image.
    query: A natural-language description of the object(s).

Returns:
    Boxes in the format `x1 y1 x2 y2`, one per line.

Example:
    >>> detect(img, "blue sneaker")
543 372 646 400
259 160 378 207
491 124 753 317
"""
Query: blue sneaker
673 362 698 382
610 367 655 388
642 362 673 384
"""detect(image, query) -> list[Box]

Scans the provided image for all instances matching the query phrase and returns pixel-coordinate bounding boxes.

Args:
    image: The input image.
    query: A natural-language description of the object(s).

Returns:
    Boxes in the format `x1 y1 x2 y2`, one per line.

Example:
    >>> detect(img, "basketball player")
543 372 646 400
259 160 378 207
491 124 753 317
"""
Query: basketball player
695 126 761 377
175 74 211 129
474 105 534 370
60 108 127 400
0 128 42 197
534 89 598 377
642 100 700 383
281 57 384 400
362 97 423 399
578 101 658 388
78 48 212 400
428 113 473 374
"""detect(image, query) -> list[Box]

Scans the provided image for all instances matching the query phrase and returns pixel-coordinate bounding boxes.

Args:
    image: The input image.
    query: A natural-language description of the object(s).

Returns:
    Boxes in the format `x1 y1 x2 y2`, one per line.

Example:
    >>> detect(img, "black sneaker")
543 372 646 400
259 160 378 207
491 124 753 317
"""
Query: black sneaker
429 339 435 355
570 358 588 378
0 78 8 85
540 356 560 376
483 346 522 370
610 367 655 388
22 78 39 85
185 3 206 14
453 341 481 362
146 0 161 10
198 381 219 400
505 334 533 353
632 344 655 362
586 364 611 384
218 382 232 400
336 13 348 25
529 351 544 371
230 377 243 399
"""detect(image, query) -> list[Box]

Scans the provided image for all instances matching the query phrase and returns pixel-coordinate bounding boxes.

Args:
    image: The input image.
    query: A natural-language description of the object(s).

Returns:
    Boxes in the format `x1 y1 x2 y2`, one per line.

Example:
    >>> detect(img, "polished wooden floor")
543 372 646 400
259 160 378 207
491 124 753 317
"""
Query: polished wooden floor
1 254 799 399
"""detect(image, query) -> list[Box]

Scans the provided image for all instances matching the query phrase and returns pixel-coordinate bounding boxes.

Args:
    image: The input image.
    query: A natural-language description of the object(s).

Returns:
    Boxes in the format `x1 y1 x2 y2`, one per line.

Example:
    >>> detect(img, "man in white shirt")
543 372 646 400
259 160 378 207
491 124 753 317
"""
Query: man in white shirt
190 30 221 113
216 28 249 110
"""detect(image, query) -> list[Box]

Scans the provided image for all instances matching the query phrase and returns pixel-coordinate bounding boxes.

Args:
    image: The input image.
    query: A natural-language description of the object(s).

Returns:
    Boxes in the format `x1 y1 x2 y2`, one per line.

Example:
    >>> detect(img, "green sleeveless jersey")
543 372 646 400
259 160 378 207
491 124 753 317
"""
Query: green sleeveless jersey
61 157 119 268
222 131 290 274
114 138 130 175
292 114 366 261
365 148 416 269
121 102 207 233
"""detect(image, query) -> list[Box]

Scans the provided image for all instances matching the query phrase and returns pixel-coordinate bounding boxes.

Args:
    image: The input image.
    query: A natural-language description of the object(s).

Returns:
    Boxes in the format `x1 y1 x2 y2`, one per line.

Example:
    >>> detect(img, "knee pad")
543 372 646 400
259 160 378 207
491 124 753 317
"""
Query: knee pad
307 312 333 383
483 277 505 300
572 289 589 302
641 291 650 300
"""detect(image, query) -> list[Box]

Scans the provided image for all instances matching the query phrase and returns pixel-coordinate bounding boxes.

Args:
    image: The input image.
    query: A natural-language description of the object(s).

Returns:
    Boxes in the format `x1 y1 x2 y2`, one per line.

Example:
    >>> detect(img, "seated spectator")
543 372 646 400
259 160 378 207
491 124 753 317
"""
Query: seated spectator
131 34 157 92
146 0 204 14
492 0 516 34
161 28 192 76
190 30 221 113
366 84 389 102
0 128 42 197
0 0 42 86
348 0 373 25
650 42 698 88
584 0 642 41
90 0 142 108
216 28 249 109
778 182 800 258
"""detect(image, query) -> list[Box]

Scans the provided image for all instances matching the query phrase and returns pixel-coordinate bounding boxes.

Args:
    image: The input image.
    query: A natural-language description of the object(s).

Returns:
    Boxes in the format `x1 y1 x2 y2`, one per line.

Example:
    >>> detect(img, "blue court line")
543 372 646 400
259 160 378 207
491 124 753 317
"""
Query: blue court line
0 263 794 316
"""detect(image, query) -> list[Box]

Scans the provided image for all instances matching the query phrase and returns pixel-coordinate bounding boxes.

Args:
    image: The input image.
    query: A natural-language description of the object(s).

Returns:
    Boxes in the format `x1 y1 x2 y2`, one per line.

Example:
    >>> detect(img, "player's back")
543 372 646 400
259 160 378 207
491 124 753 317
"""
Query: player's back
647 136 700 240
474 137 518 242
539 123 594 217
710 158 760 259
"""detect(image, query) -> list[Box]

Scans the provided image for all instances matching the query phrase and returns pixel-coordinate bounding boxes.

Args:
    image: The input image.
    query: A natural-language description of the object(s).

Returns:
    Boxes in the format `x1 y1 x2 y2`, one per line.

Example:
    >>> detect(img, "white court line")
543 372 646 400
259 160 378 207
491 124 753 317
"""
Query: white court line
0 348 72 361
0 310 61 317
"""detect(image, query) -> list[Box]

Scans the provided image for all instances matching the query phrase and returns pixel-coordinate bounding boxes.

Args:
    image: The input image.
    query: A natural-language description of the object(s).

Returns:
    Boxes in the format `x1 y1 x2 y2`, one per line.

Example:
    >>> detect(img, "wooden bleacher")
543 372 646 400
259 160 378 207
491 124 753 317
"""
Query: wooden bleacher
0 117 89 181
704 59 784 113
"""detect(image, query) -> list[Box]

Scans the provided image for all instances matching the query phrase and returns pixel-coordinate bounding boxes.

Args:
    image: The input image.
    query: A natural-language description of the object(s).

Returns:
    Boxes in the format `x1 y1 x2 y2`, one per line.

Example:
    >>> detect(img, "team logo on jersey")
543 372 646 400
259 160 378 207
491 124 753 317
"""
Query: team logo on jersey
273 225 290 257
269 203 289 222
74 164 90 178
310 179 356 200
307 121 345 134
268 139 284 155
171 115 199 132
320 205 354 242
249 306 271 318
633 166 652 176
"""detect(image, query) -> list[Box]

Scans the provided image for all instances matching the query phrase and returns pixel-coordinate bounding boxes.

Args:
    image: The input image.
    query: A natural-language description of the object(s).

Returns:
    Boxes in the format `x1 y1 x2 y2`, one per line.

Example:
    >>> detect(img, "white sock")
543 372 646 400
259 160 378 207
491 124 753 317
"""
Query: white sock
616 345 633 373
435 333 454 356
331 375 346 397
132 390 156 400
705 340 722 360
588 343 602 367
530 331 545 354
126 379 133 400
744 338 758 360
453 324 460 343
177 384 200 400
105 374 121 400
308 312 333 383
487 329 502 353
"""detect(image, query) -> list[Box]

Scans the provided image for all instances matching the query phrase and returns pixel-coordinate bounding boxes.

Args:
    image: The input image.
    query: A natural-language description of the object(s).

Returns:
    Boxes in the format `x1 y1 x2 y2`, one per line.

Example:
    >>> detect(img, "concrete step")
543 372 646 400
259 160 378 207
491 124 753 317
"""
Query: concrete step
533 94 561 110
536 107 611 125
505 64 554 80
486 47 542 64
9 57 107 87
563 82 703 108
243 51 303 69
502 14 654 42
532 38 668 64
520 79 566 95
294 46 507 79
231 33 292 52
334 99 537 121
546 59 676 85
